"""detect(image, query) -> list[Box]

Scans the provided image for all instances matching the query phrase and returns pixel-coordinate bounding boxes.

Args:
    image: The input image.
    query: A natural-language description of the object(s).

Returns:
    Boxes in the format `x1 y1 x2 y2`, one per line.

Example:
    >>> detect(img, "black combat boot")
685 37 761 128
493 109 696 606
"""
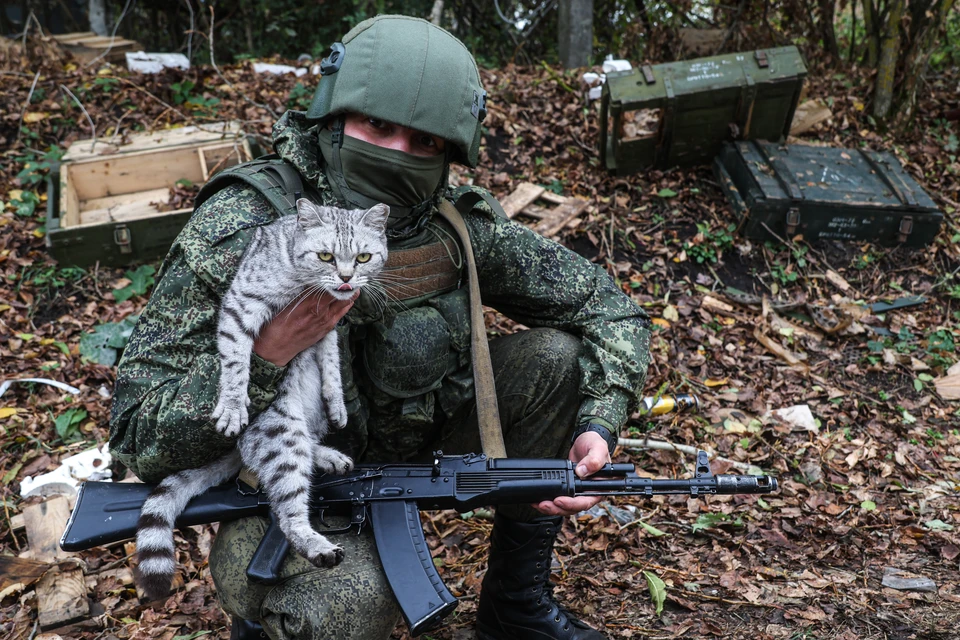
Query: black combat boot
476 512 608 640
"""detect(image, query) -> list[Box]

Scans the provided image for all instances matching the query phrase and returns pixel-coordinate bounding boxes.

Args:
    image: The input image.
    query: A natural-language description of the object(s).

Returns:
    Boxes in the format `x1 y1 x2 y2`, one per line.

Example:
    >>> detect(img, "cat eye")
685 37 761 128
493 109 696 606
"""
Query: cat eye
317 252 334 262
356 253 372 263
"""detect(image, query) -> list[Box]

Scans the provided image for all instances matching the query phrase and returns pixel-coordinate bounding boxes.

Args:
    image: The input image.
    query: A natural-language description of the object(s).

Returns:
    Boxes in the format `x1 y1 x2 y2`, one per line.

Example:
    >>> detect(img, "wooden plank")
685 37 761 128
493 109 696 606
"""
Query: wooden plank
23 497 90 629
63 122 246 162
77 187 180 227
534 198 590 237
23 497 72 563
789 99 833 136
61 168 80 229
500 182 545 218
520 204 551 220
51 32 97 43
37 566 88 629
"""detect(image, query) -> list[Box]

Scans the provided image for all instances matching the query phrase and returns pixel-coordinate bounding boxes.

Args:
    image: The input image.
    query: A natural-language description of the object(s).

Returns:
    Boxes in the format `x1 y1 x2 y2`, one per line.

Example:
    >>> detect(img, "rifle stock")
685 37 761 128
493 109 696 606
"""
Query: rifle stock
61 451 777 636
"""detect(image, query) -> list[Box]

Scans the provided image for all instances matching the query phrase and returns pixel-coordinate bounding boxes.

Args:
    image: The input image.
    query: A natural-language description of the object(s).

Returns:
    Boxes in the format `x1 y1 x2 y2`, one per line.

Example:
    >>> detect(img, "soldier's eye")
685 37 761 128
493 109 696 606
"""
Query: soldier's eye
318 252 334 262
356 253 371 263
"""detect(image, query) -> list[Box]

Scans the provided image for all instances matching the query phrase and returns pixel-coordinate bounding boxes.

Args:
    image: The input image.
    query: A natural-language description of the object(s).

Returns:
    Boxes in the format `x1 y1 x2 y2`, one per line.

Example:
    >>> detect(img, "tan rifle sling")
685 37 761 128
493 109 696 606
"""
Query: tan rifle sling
436 199 507 459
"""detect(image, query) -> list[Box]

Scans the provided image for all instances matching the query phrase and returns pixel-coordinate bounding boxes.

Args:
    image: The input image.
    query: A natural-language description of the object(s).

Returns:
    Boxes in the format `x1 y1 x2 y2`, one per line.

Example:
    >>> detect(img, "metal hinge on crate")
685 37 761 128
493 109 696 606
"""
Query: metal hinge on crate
114 225 132 254
785 207 801 236
897 216 914 243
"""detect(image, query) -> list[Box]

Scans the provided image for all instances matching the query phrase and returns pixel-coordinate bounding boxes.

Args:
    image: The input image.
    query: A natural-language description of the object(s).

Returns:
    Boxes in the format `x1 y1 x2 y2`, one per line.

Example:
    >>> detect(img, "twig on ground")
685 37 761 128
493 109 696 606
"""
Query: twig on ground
59 84 97 153
617 437 759 472
208 5 280 120
183 0 195 63
15 71 41 145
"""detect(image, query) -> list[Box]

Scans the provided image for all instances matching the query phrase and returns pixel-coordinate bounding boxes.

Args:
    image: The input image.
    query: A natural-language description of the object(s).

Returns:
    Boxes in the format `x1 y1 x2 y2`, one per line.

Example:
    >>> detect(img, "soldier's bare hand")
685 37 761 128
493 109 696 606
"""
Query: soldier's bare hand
253 290 358 367
533 431 609 517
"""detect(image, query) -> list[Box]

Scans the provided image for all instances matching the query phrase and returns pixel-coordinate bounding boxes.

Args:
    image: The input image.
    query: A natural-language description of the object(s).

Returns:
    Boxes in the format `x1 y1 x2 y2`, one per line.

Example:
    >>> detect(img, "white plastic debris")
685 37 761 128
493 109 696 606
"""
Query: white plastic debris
587 85 603 101
762 404 818 432
602 56 632 74
125 51 190 74
0 378 80 398
20 444 113 500
252 62 309 77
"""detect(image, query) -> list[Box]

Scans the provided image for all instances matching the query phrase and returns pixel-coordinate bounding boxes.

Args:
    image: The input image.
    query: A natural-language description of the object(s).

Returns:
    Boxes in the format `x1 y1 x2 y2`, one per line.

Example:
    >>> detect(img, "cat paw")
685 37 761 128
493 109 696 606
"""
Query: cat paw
308 541 345 568
326 399 348 430
211 397 248 437
313 446 354 475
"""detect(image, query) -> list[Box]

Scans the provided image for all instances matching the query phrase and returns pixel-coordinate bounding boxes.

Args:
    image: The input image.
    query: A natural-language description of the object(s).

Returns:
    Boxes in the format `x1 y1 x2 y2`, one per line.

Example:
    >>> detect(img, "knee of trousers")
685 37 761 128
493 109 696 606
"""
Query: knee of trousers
209 515 400 638
502 328 582 388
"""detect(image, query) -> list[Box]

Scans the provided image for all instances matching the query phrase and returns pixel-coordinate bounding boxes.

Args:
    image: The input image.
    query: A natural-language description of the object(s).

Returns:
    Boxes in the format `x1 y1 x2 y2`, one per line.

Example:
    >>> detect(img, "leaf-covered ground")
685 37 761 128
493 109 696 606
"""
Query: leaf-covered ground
1 35 958 640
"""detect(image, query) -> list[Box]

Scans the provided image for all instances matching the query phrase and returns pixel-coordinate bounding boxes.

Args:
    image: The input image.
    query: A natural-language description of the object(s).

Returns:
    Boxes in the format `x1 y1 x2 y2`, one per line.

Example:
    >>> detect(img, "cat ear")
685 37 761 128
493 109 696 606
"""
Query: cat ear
361 203 390 231
297 198 331 228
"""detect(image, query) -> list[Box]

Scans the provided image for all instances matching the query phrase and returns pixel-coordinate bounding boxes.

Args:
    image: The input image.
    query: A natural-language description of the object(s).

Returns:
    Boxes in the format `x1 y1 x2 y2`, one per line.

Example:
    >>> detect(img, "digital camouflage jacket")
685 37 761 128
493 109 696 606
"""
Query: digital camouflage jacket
109 111 652 483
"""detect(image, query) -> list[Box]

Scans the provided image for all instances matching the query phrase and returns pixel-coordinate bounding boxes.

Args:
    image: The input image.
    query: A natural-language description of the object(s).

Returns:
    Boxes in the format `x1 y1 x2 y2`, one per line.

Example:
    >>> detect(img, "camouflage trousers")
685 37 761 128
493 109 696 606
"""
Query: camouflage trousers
209 328 584 639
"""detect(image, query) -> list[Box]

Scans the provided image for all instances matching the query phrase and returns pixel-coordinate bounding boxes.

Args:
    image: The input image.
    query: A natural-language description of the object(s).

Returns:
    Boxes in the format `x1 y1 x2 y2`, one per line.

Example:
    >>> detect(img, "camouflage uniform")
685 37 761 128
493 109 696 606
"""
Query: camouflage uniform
109 111 652 638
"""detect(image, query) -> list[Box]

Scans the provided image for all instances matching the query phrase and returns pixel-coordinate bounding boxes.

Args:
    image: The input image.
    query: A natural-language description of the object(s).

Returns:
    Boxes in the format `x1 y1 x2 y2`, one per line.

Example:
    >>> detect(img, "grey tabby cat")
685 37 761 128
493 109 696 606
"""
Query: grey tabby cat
135 198 390 599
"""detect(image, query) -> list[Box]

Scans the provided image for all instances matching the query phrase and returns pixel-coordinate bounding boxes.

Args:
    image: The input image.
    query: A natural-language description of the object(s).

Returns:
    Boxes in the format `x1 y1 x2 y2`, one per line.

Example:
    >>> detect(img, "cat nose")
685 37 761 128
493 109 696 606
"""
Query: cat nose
340 274 353 282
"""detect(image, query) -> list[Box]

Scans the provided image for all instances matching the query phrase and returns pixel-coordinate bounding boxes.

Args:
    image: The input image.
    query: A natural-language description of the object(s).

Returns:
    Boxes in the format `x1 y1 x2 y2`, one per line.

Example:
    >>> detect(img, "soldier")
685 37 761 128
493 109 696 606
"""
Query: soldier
109 15 651 640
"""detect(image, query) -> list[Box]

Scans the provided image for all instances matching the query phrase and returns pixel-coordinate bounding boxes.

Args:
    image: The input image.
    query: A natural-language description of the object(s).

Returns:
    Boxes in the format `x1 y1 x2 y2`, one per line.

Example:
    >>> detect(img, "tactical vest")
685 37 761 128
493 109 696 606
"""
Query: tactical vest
194 156 506 459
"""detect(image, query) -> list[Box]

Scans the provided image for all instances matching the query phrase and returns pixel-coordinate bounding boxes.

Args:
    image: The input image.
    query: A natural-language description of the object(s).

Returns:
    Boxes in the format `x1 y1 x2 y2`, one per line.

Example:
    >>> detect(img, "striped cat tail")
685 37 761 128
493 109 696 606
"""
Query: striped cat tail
135 451 242 599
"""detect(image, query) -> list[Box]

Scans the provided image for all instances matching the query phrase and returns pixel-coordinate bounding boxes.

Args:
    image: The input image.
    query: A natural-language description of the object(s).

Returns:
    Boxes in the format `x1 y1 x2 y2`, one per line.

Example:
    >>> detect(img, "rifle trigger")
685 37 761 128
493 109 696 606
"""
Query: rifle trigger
350 503 367 533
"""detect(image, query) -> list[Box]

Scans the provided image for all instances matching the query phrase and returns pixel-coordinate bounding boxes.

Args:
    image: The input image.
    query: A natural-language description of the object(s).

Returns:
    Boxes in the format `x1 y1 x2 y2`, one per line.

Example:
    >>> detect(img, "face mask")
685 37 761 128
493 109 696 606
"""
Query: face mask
318 126 446 231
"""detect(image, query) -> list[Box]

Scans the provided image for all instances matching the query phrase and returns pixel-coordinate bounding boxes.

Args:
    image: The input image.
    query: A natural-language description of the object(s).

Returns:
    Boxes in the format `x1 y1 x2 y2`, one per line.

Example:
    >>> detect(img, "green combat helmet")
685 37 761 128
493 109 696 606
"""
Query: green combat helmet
306 15 487 168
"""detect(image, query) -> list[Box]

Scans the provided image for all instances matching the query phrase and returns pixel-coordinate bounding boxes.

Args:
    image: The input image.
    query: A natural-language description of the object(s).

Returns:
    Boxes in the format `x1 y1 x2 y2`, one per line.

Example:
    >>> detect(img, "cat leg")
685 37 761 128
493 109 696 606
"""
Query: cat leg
317 328 348 430
241 354 345 568
212 285 276 437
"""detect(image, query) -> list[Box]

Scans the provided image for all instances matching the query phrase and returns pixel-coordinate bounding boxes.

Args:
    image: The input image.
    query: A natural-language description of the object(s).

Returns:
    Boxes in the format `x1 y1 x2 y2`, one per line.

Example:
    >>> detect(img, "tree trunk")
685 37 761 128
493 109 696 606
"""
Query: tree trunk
895 0 957 126
819 0 840 61
861 0 879 67
873 0 904 120
88 0 107 35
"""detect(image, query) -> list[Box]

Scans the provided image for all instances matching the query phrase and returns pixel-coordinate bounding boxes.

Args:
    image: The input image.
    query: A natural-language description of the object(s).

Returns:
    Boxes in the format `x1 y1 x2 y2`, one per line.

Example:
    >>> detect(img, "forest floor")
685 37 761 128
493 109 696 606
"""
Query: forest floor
1 34 958 640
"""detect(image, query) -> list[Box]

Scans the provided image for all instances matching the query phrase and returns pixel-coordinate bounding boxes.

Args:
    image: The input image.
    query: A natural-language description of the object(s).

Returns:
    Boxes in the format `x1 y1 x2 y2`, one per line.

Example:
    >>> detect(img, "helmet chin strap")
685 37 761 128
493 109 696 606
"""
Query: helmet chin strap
325 116 439 239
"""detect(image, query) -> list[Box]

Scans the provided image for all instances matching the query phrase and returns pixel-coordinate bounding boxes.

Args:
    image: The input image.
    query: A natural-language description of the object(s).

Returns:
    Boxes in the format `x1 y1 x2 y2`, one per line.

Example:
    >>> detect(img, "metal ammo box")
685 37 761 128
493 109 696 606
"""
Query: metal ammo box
599 46 806 175
714 140 943 247
46 122 255 268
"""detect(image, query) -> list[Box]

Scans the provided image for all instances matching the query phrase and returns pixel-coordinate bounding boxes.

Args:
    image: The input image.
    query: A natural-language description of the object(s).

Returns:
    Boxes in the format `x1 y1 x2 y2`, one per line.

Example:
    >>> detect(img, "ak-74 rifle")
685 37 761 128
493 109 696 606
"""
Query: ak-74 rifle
61 449 777 636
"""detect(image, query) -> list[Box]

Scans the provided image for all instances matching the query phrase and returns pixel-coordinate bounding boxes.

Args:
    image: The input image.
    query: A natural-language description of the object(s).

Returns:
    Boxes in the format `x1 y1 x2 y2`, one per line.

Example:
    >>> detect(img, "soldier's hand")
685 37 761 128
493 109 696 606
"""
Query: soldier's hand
253 290 358 367
533 431 609 517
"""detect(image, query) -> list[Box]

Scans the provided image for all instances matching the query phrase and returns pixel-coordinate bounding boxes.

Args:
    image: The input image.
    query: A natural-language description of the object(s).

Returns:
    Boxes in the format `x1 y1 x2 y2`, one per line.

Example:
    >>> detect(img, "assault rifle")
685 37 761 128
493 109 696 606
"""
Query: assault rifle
61 450 777 636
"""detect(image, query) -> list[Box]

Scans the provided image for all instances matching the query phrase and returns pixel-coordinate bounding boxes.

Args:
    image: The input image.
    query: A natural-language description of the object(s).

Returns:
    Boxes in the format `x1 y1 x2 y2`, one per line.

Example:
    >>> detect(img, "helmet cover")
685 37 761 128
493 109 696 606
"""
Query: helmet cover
306 15 487 167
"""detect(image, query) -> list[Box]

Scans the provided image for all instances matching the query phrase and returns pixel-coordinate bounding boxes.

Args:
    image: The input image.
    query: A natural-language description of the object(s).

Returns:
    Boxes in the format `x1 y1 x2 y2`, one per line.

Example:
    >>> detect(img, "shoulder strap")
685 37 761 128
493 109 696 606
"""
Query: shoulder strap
451 188 509 220
436 199 507 459
194 155 306 218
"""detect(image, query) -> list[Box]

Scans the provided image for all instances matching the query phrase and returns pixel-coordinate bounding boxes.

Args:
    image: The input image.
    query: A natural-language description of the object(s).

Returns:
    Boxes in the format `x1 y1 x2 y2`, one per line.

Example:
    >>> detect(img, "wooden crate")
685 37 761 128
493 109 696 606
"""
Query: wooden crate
52 31 143 64
46 122 254 267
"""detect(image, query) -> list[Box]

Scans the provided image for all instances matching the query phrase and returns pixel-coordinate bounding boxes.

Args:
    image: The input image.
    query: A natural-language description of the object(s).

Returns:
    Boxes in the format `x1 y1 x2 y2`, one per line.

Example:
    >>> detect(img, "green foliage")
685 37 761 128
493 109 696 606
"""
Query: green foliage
685 222 736 264
79 316 140 366
9 190 41 217
287 82 313 110
643 571 667 616
54 407 88 443
113 265 157 303
15 146 64 188
691 512 743 533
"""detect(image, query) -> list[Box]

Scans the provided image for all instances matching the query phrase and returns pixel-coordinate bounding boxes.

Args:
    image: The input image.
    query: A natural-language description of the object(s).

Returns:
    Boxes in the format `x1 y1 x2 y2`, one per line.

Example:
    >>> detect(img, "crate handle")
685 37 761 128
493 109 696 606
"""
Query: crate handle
897 216 914 243
114 225 133 254
785 207 801 236
754 50 769 68
640 65 656 85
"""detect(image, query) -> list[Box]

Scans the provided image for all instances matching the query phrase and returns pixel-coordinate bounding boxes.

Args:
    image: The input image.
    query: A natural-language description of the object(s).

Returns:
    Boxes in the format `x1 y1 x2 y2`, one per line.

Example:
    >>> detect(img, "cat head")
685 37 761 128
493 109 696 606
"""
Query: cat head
294 198 389 301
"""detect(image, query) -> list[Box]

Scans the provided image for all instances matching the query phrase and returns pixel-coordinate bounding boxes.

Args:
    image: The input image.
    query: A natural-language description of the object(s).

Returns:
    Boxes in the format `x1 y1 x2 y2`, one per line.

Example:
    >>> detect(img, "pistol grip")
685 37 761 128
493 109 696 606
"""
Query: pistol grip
246 513 290 585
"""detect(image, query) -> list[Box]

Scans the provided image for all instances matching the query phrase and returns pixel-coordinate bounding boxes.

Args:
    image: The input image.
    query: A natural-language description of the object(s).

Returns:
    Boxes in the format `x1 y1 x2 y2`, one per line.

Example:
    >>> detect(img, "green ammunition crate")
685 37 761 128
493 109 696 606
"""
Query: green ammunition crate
45 123 255 268
599 46 807 175
714 140 943 247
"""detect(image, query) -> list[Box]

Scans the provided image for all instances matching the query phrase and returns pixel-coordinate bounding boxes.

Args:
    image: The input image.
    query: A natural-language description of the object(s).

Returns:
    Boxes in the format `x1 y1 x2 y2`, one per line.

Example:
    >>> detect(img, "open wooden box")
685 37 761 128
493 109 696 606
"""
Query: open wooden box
46 123 255 267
